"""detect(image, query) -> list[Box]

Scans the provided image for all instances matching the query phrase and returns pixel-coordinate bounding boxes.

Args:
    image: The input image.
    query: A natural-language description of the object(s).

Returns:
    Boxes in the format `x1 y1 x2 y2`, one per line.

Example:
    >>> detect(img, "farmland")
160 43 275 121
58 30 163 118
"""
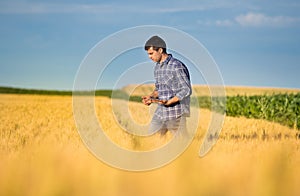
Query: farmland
124 84 300 130
0 86 300 195
122 84 300 96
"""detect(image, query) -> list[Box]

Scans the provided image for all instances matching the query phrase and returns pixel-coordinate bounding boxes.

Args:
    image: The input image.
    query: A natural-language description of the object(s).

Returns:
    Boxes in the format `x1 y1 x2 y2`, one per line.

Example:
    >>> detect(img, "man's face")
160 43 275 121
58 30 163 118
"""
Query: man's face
146 47 162 63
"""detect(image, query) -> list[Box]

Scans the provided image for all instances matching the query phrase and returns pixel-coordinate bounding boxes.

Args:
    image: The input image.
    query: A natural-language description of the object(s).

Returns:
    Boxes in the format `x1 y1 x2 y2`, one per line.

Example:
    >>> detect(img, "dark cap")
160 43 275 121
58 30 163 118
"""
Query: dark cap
144 35 166 49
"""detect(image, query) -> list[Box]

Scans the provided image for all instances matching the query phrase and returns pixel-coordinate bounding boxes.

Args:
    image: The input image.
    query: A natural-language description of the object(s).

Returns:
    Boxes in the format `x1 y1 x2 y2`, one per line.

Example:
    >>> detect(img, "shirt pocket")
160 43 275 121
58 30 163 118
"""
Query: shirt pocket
157 69 173 86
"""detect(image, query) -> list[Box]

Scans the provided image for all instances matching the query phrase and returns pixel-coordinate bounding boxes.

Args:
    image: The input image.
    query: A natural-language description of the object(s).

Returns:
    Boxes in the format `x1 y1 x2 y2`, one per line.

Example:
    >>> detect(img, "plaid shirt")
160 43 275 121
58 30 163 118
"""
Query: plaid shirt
154 54 192 121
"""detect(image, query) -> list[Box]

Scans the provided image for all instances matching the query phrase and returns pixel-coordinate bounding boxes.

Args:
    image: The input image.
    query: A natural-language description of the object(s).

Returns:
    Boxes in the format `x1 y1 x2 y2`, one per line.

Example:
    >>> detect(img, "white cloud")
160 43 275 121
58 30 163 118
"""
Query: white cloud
235 12 300 27
197 19 234 27
0 1 239 15
215 19 234 27
198 12 300 28
0 2 118 14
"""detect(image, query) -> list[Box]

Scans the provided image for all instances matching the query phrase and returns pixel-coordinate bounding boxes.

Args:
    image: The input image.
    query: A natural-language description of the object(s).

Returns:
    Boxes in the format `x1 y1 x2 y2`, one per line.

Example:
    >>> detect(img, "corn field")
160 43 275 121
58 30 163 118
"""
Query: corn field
191 93 300 130
226 93 300 130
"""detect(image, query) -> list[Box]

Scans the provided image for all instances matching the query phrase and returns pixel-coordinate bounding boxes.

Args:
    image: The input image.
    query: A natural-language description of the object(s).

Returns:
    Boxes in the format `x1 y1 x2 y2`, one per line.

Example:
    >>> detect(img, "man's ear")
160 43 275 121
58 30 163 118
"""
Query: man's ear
158 48 163 54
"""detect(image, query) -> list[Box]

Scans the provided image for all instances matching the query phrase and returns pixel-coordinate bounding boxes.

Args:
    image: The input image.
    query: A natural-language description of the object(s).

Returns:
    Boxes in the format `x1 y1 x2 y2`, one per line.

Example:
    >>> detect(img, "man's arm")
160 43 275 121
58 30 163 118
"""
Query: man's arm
162 96 179 106
173 65 192 101
163 64 191 106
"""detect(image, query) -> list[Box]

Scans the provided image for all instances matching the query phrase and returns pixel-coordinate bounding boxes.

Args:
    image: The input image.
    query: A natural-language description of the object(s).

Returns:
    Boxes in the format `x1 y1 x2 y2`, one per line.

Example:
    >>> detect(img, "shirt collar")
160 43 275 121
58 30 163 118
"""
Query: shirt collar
157 54 172 67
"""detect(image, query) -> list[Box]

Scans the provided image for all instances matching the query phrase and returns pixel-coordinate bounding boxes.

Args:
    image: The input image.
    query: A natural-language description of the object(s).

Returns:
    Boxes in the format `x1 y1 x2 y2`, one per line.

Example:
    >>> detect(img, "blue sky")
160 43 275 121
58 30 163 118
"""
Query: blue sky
0 0 300 90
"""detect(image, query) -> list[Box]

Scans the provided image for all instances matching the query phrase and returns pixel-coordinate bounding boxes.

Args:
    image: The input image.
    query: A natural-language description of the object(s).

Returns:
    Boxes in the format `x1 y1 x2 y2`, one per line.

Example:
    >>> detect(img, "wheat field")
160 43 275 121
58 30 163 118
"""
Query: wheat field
0 93 299 196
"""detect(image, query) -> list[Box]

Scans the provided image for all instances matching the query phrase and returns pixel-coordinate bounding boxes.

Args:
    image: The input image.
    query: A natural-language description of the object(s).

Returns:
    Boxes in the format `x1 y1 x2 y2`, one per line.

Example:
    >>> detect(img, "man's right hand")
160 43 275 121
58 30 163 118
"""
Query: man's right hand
141 96 152 106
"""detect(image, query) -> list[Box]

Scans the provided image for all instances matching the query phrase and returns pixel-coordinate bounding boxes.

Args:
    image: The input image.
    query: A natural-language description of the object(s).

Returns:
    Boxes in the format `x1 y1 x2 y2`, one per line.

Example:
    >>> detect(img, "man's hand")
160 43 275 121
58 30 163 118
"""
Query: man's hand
141 96 152 106
142 95 180 106
161 96 180 106
142 91 159 106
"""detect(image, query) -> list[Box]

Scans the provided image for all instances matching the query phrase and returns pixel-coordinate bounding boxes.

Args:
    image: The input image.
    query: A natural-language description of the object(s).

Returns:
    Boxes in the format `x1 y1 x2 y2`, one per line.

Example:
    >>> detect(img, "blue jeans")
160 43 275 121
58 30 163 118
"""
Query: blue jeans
149 116 188 138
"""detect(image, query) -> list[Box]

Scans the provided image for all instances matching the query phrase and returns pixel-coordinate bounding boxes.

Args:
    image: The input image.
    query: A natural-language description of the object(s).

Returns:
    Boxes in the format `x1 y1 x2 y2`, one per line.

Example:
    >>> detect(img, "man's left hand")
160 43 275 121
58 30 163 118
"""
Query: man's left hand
161 96 180 106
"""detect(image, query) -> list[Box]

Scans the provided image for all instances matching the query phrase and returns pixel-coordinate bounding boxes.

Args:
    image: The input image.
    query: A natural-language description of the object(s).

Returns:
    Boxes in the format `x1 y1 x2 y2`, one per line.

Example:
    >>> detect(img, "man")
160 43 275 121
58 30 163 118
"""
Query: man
142 35 192 137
